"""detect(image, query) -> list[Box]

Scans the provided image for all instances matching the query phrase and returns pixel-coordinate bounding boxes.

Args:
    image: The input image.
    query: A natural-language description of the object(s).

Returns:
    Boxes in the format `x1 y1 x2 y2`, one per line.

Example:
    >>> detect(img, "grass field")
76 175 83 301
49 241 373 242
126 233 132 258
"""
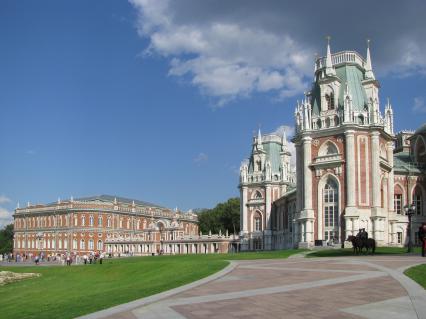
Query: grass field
405 264 426 289
0 249 302 319
307 246 421 257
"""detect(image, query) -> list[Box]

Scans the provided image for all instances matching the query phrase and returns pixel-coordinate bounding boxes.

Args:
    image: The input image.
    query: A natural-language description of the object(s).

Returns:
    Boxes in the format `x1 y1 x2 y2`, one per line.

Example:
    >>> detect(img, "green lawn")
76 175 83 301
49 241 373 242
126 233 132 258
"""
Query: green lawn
307 246 421 258
405 264 426 289
0 249 302 319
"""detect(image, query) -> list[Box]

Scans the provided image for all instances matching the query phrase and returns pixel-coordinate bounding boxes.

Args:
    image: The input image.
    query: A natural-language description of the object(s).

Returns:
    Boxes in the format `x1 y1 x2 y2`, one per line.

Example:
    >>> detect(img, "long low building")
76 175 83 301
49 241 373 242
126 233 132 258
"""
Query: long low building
13 195 239 256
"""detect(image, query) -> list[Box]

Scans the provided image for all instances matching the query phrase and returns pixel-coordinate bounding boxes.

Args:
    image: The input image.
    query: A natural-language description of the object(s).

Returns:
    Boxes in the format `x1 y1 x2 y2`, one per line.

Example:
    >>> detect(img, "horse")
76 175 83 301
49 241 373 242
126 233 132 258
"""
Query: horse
361 238 376 254
347 235 376 255
347 235 363 254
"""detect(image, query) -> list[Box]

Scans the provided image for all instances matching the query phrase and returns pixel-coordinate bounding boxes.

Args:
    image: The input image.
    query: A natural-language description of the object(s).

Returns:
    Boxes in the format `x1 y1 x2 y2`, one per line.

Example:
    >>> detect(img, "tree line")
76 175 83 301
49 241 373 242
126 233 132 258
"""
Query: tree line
0 224 13 254
197 197 240 235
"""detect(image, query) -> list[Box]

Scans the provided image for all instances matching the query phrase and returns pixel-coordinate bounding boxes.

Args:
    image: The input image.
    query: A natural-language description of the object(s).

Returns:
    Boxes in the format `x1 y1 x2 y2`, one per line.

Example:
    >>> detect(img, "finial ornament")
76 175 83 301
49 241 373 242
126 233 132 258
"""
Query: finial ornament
367 38 370 47
326 35 331 44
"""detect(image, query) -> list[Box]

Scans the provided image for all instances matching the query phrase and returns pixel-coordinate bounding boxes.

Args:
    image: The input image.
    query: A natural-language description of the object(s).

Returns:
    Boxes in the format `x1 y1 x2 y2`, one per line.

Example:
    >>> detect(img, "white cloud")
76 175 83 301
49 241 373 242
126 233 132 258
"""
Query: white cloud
413 97 426 113
130 1 426 105
0 195 11 205
0 207 13 228
272 125 295 138
194 152 208 164
130 0 312 105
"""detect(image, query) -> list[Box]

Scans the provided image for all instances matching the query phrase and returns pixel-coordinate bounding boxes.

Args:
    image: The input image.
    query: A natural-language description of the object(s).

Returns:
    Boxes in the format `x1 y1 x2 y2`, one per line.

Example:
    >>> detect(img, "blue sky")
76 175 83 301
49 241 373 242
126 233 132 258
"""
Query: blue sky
1 0 425 226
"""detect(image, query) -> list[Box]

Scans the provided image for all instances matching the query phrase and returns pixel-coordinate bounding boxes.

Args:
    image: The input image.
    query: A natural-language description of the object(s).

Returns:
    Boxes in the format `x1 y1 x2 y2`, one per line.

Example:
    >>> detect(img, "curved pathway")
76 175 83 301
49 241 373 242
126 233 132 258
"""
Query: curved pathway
82 255 426 319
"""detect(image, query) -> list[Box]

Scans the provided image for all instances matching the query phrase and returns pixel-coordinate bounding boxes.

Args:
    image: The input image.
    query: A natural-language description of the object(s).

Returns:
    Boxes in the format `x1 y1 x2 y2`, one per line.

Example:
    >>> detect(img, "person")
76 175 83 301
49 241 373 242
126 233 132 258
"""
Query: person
35 255 39 265
66 255 71 266
83 254 88 265
99 253 103 265
418 223 426 257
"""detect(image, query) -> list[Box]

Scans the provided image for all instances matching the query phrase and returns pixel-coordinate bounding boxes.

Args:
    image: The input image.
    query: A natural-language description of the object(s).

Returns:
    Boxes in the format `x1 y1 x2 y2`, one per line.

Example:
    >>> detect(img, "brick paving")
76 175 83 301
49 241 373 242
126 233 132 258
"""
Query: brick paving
86 255 426 319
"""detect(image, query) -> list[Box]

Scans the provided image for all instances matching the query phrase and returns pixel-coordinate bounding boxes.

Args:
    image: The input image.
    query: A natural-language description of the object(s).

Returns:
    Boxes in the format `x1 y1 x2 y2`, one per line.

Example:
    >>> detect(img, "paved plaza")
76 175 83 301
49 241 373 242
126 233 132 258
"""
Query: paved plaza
81 255 426 319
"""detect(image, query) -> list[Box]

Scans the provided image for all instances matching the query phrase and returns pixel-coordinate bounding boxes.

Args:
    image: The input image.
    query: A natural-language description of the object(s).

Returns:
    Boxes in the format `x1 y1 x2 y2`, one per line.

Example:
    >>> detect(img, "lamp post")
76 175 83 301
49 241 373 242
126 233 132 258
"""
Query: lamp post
404 203 416 253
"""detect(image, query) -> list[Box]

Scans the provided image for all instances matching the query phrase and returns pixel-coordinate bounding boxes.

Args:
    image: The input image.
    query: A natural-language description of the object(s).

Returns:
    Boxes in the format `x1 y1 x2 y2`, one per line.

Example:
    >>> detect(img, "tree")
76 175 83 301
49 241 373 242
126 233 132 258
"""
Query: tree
198 198 240 234
0 224 14 254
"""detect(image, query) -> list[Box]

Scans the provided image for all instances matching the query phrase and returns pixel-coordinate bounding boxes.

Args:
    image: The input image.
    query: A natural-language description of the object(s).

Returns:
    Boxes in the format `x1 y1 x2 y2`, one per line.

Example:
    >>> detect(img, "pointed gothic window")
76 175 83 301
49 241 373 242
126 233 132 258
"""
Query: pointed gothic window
254 211 262 231
325 93 335 110
323 178 339 243
413 186 423 216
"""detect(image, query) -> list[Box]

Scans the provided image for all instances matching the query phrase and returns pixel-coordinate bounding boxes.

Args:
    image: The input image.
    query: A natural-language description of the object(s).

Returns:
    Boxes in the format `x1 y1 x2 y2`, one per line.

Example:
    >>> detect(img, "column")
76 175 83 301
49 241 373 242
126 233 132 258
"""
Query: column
301 222 305 242
302 136 312 210
241 187 248 233
295 143 303 212
387 141 395 213
265 185 272 229
371 132 381 208
345 130 356 208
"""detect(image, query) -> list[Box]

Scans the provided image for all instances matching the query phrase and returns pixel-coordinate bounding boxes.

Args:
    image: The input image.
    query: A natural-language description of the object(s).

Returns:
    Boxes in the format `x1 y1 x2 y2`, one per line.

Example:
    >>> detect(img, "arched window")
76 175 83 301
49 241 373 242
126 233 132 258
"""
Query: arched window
73 239 77 250
98 215 103 227
80 239 85 250
97 240 103 251
254 211 262 232
413 186 423 216
89 215 94 227
325 93 334 110
394 184 404 214
107 216 112 228
254 191 262 199
323 178 339 242
256 160 262 171
319 141 338 156
88 239 94 250
81 215 85 226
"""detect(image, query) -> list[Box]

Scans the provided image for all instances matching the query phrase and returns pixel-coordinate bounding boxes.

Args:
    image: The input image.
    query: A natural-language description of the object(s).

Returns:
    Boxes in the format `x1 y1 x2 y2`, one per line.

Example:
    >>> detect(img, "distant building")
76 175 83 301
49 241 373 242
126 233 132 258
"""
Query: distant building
13 195 238 256
240 41 426 250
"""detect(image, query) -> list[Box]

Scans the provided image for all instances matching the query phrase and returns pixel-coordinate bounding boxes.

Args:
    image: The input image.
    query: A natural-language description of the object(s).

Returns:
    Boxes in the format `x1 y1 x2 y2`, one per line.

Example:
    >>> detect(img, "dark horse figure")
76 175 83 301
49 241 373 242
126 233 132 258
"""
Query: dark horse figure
347 234 376 255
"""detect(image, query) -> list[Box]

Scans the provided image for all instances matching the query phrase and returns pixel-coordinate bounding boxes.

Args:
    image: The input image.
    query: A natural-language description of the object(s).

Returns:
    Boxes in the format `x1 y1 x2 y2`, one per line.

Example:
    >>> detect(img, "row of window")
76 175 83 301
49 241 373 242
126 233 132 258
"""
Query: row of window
394 194 423 215
15 238 103 251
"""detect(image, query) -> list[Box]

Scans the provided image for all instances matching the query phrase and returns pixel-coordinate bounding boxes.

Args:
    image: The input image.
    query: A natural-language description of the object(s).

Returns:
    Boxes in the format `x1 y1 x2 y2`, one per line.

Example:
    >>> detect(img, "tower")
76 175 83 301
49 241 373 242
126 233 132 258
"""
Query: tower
239 129 294 250
293 39 395 248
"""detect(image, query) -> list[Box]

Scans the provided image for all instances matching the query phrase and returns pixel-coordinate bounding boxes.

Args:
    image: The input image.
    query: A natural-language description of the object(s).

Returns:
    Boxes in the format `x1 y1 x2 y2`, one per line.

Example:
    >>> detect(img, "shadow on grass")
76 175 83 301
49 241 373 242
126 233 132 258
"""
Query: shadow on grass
307 246 421 258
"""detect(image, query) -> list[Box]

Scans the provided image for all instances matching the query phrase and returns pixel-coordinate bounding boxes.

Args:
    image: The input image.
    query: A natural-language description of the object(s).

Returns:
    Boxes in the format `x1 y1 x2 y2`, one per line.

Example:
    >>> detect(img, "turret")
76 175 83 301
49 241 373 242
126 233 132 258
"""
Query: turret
384 98 394 134
343 82 353 123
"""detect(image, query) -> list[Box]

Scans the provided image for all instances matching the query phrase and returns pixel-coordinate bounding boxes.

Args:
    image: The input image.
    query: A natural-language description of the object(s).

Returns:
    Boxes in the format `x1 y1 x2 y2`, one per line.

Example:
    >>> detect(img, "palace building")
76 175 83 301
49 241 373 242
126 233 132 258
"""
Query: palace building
13 195 239 256
239 41 426 250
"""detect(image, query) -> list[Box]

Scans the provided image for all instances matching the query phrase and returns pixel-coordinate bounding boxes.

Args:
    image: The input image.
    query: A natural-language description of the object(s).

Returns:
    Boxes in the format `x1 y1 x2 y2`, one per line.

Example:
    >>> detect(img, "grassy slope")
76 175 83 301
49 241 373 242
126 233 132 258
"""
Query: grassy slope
0 249 301 319
307 246 421 258
405 264 426 289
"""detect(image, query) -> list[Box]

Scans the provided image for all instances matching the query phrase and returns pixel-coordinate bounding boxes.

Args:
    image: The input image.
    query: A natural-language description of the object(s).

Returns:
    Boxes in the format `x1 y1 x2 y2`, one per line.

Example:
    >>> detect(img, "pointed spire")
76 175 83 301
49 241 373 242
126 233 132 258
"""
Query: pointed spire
114 197 117 205
325 36 336 76
282 130 287 146
365 39 375 79
70 196 74 202
57 197 61 204
256 127 263 150
132 200 135 207
17 202 20 209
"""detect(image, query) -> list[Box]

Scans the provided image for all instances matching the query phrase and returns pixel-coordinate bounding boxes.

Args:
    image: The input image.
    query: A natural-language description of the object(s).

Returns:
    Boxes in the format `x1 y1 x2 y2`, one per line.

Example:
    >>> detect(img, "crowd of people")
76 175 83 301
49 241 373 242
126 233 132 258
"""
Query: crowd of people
0 251 109 266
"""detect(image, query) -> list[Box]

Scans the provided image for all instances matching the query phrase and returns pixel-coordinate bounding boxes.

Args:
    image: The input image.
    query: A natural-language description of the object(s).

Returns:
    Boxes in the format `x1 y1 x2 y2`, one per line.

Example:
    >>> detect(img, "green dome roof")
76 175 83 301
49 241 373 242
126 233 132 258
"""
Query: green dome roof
311 64 369 116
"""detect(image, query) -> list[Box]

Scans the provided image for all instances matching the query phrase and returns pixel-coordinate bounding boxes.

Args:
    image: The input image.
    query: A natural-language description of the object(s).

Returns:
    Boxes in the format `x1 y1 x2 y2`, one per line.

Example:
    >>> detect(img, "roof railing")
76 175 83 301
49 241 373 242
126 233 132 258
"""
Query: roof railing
315 51 365 72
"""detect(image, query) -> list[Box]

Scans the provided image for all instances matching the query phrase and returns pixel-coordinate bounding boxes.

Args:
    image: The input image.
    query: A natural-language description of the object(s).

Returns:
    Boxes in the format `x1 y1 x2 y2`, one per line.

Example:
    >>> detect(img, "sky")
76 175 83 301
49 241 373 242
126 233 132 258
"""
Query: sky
1 0 426 227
